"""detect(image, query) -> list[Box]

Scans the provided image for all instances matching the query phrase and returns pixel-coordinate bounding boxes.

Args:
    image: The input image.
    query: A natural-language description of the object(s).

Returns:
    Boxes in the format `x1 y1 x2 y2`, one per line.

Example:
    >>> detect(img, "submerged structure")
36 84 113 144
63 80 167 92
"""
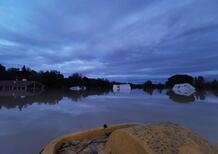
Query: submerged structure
69 86 87 91
0 80 44 97
113 84 131 93
172 83 196 96
167 90 195 103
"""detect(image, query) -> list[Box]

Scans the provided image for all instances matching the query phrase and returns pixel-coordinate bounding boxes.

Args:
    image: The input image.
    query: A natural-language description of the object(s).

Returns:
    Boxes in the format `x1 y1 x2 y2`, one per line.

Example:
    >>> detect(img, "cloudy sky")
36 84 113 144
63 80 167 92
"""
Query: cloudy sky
0 0 218 82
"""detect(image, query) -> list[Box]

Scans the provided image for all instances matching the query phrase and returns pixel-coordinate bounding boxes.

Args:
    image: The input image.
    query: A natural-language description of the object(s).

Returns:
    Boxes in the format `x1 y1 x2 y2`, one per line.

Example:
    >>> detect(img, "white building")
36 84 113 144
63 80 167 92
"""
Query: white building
22 79 27 82
69 86 87 91
113 84 131 93
172 83 196 96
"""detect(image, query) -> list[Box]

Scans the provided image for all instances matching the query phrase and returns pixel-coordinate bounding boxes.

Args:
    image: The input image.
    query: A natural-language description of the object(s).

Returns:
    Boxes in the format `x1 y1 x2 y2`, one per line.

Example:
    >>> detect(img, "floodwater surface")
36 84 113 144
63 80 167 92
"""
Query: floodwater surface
0 89 218 154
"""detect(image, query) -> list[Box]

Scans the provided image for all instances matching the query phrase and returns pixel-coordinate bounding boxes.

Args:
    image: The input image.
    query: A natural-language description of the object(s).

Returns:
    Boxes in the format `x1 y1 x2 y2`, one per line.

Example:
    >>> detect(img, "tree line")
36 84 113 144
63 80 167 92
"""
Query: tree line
0 64 112 89
1 64 218 90
132 74 218 90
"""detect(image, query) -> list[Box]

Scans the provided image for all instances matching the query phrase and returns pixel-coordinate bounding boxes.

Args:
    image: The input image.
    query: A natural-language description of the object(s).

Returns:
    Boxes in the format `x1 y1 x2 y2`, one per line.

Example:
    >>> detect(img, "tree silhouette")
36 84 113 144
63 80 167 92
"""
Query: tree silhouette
193 76 205 89
0 64 218 90
166 75 194 88
0 64 112 89
144 80 153 89
0 64 6 72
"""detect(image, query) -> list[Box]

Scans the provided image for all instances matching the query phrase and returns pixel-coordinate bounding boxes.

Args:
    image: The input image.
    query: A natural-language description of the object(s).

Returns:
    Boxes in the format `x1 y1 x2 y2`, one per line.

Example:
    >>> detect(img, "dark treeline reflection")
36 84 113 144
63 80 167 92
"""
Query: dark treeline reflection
0 89 218 110
167 91 196 104
0 89 110 110
144 88 218 104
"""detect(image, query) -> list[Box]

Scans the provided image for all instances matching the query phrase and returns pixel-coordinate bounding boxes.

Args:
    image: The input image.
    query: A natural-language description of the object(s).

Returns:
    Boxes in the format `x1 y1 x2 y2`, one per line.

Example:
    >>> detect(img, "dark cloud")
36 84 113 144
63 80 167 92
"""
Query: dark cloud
0 0 218 82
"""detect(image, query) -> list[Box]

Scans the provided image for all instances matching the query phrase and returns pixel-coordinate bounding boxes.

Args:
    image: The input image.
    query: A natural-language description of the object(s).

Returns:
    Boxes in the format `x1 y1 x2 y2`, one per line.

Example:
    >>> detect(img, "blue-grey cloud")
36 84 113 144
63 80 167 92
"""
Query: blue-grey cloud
0 0 218 82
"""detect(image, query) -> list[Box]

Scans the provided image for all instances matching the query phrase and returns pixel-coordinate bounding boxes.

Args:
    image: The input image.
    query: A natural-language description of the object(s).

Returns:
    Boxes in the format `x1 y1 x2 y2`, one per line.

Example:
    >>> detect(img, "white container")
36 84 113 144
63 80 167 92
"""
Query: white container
172 83 196 96
113 84 131 93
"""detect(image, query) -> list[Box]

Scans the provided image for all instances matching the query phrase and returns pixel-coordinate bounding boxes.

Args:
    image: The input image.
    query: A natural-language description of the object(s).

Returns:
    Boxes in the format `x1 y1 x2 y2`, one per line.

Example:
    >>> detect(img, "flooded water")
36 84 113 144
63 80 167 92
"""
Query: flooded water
0 89 218 154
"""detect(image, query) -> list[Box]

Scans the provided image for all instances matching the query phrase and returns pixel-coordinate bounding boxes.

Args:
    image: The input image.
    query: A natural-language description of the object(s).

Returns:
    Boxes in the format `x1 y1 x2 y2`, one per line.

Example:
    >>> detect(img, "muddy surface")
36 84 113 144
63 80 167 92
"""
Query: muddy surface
57 135 109 154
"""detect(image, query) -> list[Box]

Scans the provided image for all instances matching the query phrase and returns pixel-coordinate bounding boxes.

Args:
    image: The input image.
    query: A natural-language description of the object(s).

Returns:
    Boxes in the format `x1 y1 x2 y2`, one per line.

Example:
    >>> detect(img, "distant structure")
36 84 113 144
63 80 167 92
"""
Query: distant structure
0 80 44 97
22 78 28 82
172 83 196 96
113 84 131 93
69 86 87 91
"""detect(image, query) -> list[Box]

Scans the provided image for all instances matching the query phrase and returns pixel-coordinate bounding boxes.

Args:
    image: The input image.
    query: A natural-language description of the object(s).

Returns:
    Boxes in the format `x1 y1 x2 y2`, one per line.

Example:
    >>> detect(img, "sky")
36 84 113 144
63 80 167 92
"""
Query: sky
0 0 218 82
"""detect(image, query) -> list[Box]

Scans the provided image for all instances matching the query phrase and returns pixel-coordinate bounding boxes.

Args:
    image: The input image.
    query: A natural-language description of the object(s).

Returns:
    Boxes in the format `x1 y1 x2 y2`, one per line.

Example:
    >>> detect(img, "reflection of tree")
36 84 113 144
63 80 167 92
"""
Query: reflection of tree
195 90 206 100
212 90 218 97
167 90 195 103
167 89 216 103
144 88 154 95
157 88 163 94
67 90 110 102
0 89 110 110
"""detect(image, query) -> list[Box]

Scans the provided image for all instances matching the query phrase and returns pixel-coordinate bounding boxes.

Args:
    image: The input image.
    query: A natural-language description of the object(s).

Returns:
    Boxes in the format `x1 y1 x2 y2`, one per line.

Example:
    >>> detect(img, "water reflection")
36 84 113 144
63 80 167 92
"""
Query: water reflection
144 88 154 95
0 89 218 154
195 90 206 100
167 91 195 103
166 90 216 103
212 90 218 97
0 89 218 110
0 89 110 110
145 89 217 104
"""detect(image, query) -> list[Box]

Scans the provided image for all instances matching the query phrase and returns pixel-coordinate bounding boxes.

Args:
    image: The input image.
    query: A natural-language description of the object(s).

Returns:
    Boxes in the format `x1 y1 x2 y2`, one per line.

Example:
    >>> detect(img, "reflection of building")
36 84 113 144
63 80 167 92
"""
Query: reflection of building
167 90 195 103
0 80 44 97
113 84 131 93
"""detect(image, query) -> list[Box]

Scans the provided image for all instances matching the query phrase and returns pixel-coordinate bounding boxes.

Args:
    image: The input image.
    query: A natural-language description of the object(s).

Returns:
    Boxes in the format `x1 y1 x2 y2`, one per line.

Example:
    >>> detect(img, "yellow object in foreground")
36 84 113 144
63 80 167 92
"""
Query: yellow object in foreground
42 122 218 154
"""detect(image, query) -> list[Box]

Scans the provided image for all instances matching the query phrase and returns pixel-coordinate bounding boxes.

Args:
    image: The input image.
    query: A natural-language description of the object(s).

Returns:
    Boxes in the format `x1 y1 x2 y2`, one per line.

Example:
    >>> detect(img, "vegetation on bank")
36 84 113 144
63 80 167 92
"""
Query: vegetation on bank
132 74 218 91
0 64 218 90
0 64 112 89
